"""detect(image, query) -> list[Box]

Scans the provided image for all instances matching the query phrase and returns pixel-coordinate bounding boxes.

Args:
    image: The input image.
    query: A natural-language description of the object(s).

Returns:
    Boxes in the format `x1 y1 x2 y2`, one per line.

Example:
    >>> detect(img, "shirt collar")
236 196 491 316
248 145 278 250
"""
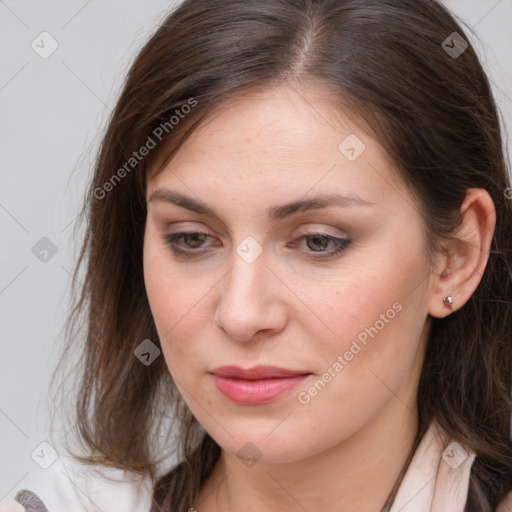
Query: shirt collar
390 419 476 512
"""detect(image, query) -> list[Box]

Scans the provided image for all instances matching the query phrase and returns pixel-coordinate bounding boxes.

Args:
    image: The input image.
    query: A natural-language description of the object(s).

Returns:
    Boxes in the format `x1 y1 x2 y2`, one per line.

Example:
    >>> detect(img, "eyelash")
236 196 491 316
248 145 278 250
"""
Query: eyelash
163 230 352 260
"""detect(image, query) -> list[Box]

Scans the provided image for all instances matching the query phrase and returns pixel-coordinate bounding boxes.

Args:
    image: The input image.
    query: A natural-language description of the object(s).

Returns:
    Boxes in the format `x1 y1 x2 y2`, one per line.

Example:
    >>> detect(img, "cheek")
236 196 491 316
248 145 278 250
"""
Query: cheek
298 234 428 393
144 238 187 348
311 247 422 346
143 237 217 373
291 261 426 447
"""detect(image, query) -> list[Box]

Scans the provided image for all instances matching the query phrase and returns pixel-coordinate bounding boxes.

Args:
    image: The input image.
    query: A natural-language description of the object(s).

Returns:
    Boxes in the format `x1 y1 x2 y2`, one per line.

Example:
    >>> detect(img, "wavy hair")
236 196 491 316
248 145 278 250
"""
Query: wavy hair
53 1 512 511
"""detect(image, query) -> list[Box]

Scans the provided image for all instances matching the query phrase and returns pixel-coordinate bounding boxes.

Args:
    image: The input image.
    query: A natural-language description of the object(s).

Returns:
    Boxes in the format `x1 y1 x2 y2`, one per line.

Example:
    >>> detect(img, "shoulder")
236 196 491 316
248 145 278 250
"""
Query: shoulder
1 455 154 512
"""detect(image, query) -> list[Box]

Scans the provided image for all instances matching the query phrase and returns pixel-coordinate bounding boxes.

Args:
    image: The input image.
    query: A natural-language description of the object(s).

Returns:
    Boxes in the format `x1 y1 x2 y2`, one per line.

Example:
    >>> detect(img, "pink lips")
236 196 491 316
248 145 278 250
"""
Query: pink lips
211 365 310 405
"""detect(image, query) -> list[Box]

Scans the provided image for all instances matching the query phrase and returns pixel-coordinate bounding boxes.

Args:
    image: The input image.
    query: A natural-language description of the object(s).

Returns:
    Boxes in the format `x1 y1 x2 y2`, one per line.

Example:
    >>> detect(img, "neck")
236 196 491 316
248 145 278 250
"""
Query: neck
195 400 419 512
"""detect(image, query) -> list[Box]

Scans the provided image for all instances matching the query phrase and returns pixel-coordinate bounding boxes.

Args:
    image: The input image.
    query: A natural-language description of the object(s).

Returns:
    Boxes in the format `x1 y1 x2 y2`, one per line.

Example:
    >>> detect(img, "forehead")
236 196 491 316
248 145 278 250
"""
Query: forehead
146 84 404 211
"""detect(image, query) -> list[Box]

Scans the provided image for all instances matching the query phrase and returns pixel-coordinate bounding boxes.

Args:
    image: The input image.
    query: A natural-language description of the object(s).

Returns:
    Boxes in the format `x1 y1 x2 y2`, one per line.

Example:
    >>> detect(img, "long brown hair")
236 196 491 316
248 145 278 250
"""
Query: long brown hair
52 0 512 510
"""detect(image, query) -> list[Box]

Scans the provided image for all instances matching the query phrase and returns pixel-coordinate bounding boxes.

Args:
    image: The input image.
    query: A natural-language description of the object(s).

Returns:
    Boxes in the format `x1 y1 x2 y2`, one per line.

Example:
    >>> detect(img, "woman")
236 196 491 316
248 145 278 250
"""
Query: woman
6 0 512 511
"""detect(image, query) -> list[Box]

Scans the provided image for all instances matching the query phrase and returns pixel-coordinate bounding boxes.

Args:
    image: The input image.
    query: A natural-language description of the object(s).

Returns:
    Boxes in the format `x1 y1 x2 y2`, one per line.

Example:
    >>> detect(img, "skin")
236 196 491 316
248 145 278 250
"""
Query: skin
143 83 495 512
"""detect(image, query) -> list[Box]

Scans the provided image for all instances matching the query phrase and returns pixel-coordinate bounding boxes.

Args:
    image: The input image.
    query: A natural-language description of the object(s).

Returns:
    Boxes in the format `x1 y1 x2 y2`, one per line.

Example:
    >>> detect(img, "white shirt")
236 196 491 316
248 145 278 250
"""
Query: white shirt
2 420 512 512
0 454 153 512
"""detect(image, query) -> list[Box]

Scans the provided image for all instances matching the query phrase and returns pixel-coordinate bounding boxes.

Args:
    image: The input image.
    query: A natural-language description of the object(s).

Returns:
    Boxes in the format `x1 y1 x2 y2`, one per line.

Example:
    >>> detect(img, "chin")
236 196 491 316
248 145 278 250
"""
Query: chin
200 420 321 466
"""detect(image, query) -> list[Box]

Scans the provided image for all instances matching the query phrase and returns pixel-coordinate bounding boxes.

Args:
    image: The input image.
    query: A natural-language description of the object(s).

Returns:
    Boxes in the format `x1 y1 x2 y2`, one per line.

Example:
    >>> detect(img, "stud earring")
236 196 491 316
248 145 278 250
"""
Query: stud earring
442 296 453 311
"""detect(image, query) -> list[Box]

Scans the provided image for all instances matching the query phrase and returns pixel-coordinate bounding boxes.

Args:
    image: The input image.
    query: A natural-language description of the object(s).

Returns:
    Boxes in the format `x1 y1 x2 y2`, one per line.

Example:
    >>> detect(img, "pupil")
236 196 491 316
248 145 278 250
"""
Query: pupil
308 235 328 251
187 233 204 247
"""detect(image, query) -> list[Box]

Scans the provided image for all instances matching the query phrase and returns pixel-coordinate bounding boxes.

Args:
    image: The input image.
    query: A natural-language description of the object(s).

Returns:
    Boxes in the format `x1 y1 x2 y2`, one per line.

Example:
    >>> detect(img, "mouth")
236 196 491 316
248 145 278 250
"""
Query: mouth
210 365 311 405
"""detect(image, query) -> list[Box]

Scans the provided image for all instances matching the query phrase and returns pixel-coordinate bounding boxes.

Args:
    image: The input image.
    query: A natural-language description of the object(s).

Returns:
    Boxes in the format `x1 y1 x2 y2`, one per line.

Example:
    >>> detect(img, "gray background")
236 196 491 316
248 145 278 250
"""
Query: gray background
1 0 511 502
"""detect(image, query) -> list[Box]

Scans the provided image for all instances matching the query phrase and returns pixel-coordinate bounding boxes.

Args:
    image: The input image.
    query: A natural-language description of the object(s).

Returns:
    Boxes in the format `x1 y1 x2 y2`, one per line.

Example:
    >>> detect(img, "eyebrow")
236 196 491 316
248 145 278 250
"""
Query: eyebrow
148 189 375 221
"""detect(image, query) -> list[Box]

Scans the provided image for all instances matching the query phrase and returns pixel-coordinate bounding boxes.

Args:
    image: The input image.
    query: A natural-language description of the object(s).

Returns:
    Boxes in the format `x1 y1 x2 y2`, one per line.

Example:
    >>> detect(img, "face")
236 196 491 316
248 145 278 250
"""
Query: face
143 84 433 464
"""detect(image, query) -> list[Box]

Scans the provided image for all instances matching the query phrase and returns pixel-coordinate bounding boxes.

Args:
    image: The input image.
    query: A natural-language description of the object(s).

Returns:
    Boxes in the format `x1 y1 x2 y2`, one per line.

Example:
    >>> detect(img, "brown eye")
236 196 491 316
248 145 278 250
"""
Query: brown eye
180 232 208 248
163 230 351 261
163 231 214 258
305 234 331 252
295 232 352 260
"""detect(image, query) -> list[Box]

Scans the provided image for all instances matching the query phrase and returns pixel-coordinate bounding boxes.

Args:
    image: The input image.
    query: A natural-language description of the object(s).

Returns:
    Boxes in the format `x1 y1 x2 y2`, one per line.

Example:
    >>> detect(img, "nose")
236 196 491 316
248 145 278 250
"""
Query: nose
214 249 287 342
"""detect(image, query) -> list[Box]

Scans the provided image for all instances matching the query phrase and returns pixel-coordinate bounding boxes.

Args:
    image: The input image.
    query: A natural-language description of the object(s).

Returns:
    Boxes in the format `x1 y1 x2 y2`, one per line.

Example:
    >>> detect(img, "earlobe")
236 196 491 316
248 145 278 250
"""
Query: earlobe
428 188 496 318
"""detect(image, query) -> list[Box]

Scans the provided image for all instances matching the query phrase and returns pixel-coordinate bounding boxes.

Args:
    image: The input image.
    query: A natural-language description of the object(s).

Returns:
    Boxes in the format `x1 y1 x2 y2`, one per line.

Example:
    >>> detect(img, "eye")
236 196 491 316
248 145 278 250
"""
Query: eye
163 231 214 258
162 230 352 260
292 232 352 260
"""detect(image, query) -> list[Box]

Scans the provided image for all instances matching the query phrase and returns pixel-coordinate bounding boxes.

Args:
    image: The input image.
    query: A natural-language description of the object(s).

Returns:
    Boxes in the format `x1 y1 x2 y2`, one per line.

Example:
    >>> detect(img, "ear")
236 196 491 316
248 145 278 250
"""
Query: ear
428 188 496 318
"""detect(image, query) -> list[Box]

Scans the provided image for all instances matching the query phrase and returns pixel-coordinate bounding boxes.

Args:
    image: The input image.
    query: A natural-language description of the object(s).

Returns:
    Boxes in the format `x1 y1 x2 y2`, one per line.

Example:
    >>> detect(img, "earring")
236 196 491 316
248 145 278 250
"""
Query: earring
442 296 453 311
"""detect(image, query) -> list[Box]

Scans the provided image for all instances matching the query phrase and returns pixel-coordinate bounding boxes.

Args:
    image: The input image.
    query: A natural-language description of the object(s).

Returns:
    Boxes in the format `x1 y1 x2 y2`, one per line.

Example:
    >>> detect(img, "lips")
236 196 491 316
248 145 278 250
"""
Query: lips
211 365 309 380
210 365 311 405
